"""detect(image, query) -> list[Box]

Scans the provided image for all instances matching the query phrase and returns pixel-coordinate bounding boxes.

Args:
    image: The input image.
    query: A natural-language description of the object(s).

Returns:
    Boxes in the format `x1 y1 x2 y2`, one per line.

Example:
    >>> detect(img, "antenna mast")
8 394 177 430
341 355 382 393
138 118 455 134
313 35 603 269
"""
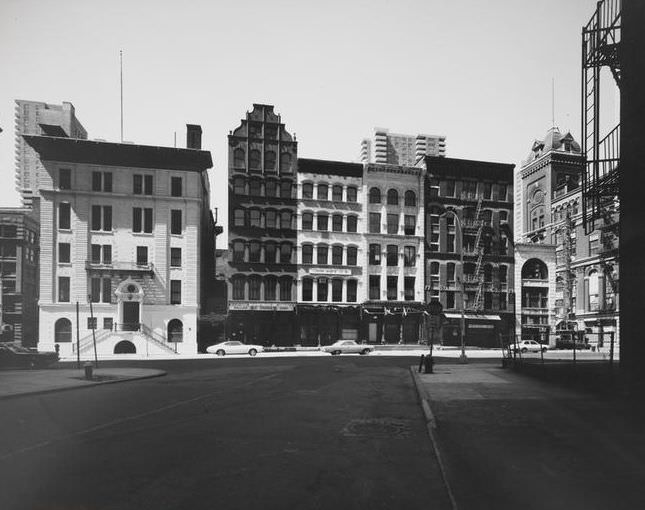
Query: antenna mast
551 77 555 128
120 50 124 142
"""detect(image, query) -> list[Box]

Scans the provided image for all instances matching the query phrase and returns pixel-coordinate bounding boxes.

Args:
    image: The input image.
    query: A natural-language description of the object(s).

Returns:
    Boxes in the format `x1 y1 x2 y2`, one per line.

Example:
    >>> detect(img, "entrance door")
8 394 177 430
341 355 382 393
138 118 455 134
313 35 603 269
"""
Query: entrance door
123 302 140 331
368 322 378 343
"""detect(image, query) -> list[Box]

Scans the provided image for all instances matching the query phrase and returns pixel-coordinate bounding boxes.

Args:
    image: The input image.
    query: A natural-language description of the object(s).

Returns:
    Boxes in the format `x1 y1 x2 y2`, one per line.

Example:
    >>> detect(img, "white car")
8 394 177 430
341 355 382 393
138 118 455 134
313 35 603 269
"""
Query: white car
322 340 373 356
509 340 548 353
206 341 264 357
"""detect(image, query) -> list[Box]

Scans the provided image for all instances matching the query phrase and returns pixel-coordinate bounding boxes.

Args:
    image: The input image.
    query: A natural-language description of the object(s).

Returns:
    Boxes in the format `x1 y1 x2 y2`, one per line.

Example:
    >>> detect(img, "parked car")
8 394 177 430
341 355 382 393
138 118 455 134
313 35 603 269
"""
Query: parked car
322 340 373 356
206 341 264 357
0 343 59 369
509 340 548 353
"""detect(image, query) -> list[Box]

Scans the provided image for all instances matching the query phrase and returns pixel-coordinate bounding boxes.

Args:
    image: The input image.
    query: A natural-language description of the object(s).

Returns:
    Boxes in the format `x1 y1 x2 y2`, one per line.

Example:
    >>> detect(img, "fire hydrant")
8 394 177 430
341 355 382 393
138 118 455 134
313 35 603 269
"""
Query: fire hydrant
84 362 94 380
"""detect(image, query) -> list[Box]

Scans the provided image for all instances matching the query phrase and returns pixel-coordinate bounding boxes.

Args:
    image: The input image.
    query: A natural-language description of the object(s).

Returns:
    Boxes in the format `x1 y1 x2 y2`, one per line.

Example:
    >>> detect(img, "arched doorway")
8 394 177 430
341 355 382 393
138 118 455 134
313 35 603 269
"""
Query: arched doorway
115 279 144 331
54 318 72 343
114 340 136 354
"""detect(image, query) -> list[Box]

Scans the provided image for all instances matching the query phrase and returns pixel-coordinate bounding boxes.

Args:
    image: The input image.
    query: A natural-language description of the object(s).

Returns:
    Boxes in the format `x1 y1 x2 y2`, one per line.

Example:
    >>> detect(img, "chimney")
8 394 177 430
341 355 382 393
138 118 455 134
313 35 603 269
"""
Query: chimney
186 124 202 150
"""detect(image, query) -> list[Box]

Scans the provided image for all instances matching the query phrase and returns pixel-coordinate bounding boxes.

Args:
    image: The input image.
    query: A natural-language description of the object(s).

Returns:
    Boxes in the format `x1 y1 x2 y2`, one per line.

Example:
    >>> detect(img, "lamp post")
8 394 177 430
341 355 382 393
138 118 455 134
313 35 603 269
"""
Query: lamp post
441 210 467 363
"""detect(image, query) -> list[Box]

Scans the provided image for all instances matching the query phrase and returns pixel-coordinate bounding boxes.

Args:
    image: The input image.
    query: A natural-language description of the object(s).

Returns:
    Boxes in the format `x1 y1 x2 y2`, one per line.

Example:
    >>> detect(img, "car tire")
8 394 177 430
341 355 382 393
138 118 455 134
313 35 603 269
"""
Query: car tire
216 350 225 356
521 347 528 353
332 350 341 356
360 349 370 355
248 349 257 357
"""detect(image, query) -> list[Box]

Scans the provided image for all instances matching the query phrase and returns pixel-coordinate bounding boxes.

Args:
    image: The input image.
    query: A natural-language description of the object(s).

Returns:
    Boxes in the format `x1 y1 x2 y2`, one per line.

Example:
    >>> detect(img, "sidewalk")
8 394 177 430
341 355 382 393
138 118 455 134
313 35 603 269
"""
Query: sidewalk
410 362 645 510
0 366 166 399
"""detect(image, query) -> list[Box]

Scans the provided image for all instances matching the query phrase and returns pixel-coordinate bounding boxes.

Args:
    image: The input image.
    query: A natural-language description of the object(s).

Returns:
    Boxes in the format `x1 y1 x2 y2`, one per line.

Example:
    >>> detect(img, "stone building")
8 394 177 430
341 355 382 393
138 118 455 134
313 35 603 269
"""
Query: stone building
424 156 516 347
363 163 426 343
296 158 364 345
24 125 213 357
0 208 39 346
226 104 298 346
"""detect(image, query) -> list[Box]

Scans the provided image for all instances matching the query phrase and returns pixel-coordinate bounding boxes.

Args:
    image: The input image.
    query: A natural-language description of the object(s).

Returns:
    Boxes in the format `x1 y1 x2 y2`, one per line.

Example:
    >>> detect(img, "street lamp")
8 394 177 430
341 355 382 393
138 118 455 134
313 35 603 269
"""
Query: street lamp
441 210 467 363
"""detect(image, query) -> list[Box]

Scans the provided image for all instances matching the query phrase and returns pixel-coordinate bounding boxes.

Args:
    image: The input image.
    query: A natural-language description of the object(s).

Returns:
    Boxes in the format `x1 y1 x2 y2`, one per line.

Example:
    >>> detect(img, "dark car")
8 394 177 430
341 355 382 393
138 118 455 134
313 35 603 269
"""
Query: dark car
0 343 59 369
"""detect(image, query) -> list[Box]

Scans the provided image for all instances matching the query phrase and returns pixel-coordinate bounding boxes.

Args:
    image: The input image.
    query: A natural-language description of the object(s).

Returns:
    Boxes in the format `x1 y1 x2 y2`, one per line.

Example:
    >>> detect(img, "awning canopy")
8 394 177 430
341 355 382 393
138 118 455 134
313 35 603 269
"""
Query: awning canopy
444 313 502 321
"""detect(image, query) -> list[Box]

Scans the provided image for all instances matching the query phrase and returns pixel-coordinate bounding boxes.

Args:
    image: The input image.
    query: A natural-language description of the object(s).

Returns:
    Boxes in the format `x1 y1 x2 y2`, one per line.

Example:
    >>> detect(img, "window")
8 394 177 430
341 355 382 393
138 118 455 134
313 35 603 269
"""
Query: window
404 215 416 236
91 205 112 231
369 275 380 300
386 245 398 266
429 262 440 300
91 244 102 264
232 277 245 299
332 246 343 265
55 318 72 342
347 186 357 202
280 243 292 264
133 174 153 195
279 277 292 300
103 318 113 330
429 178 440 198
234 209 245 227
280 211 292 229
447 262 456 284
266 180 278 197
499 265 507 287
387 276 398 300
302 244 313 264
347 246 357 266
463 181 477 199
446 291 455 309
499 293 507 310
249 276 261 301
387 189 399 205
302 278 313 301
446 215 456 252
59 168 71 190
369 244 381 265
317 278 328 301
332 185 343 202
317 245 328 265
87 317 97 330
429 207 440 251
302 183 313 199
170 280 181 304
332 214 343 232
280 153 292 173
265 276 276 301
317 183 328 201
90 277 112 303
369 187 381 204
249 241 261 262
589 236 600 255
170 247 182 267
59 202 71 229
483 182 492 200
346 215 357 233
168 319 183 342
317 214 328 231
499 210 508 223
404 246 416 267
404 190 416 207
445 180 455 197
498 184 508 201
404 277 415 301
332 279 343 302
249 179 262 196
232 177 245 195
249 209 261 228
265 210 277 229
347 280 357 302
369 213 381 233
136 246 148 265
249 150 261 170
233 148 245 168
92 172 102 192
59 243 71 263
133 208 153 233
58 276 70 302
280 181 292 199
265 242 276 264
481 210 492 226
302 213 313 230
387 214 398 234
264 151 276 171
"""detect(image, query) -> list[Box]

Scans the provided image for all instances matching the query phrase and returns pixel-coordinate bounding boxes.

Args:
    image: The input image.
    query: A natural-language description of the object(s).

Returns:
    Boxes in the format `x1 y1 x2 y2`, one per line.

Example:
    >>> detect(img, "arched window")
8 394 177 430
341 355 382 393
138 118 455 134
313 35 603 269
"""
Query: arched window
248 208 262 228
232 275 246 300
387 189 399 205
302 212 313 230
280 180 292 199
167 319 183 342
264 151 276 171
249 275 262 301
279 277 293 301
346 186 357 202
332 185 343 202
265 209 277 229
233 148 245 168
280 153 292 173
265 241 277 264
522 259 548 280
280 242 293 264
317 183 328 201
232 240 245 262
233 176 245 195
265 180 278 197
369 187 381 204
302 182 314 199
248 241 261 262
249 150 261 170
346 215 357 232
332 245 343 265
302 244 313 264
588 270 599 311
280 210 292 230
249 179 262 196
233 208 246 227
302 277 313 301
264 276 277 301
404 190 416 207
54 318 72 343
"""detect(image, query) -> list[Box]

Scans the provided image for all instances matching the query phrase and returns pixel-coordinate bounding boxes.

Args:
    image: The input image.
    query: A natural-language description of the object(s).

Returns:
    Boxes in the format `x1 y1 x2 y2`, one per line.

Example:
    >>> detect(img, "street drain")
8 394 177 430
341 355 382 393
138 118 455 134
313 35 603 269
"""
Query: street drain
341 418 411 438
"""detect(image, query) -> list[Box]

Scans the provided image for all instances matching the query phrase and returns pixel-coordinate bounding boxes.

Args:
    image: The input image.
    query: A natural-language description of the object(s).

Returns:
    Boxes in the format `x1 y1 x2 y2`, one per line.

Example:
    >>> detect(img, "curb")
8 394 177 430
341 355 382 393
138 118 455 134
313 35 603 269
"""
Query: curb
0 369 167 401
409 366 458 510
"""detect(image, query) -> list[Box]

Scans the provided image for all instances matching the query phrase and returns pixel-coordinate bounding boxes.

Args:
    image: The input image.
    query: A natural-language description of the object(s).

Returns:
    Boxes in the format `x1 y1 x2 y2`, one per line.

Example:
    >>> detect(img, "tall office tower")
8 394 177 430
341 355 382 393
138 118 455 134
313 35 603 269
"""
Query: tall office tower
360 128 446 165
227 104 298 346
24 125 213 357
14 100 87 207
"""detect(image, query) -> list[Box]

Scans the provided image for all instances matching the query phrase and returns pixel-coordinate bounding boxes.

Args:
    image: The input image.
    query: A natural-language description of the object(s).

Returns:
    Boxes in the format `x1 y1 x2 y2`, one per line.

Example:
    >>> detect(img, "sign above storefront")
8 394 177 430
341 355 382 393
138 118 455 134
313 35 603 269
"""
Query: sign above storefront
309 268 352 276
228 302 295 312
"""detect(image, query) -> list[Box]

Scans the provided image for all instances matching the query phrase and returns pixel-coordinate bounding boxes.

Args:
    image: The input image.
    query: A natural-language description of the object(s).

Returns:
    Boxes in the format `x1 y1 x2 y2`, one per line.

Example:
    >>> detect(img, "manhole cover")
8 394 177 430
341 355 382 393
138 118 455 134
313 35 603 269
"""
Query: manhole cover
341 418 411 438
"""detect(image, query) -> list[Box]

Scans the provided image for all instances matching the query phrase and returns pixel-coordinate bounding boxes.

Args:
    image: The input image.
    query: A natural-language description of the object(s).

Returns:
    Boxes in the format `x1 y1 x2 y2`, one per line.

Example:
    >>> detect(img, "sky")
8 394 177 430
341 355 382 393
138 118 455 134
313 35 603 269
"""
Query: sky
0 0 617 243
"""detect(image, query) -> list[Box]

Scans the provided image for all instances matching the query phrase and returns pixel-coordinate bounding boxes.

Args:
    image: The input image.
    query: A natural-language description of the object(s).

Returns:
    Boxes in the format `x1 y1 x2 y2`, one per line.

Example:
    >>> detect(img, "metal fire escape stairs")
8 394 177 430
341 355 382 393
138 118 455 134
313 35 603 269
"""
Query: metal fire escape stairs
472 197 486 311
582 0 621 234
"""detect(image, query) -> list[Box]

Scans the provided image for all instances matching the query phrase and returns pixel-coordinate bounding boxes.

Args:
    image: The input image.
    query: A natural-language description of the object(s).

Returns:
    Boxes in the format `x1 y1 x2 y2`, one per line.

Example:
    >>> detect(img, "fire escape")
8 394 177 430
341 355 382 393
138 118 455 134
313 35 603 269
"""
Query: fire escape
581 0 621 234
464 197 486 312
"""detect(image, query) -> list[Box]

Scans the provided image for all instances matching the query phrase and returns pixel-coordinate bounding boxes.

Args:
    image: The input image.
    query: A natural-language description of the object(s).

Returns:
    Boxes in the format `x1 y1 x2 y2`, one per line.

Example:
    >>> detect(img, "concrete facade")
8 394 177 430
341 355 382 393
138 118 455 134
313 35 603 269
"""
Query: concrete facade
360 128 446 166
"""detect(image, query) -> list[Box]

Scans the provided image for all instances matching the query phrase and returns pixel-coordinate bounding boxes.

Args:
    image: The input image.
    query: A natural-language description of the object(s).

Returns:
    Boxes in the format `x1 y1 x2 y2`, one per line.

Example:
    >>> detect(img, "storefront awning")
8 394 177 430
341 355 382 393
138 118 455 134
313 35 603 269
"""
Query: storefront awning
444 313 502 321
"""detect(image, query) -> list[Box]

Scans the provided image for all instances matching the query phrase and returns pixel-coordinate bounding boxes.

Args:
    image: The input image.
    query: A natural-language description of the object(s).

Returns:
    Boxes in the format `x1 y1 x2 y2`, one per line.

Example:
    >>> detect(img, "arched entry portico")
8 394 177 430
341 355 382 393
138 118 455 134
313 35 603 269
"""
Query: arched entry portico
114 340 136 354
115 279 144 331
